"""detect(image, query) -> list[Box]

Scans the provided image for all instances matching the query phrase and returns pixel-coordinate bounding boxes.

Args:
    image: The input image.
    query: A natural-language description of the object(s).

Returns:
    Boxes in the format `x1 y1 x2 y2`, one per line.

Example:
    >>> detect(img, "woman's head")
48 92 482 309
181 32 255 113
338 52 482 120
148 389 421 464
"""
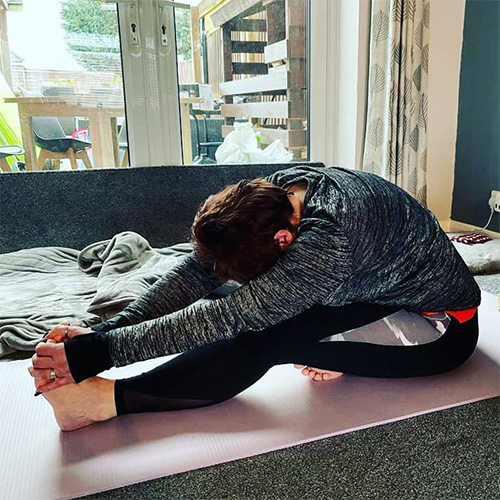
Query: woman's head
191 179 294 283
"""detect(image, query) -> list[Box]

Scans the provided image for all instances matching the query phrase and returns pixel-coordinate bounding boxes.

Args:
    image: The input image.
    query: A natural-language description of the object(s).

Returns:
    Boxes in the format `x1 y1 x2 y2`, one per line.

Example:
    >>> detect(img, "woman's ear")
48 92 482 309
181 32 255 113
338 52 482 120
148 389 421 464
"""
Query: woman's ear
274 229 295 250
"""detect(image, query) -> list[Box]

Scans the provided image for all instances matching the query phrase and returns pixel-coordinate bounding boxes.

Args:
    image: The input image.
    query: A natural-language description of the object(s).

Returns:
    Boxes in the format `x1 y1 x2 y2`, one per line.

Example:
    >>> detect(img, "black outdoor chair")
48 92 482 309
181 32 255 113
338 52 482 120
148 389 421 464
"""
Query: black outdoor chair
18 87 92 170
190 109 223 164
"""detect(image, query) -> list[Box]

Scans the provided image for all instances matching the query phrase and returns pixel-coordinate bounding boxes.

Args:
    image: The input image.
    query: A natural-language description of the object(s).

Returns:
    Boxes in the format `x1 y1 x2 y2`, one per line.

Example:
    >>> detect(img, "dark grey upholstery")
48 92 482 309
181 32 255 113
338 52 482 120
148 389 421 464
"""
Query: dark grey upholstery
0 163 325 254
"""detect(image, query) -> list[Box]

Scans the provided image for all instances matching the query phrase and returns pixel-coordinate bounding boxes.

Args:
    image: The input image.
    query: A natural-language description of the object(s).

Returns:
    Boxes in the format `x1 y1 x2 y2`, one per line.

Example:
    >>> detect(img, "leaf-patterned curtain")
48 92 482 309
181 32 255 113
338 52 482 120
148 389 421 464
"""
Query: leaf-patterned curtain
362 0 430 205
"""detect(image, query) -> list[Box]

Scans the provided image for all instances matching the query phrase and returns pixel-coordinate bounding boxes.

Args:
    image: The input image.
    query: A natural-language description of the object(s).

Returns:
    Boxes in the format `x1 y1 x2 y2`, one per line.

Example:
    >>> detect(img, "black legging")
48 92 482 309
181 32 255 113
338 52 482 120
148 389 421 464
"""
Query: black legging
114 303 479 415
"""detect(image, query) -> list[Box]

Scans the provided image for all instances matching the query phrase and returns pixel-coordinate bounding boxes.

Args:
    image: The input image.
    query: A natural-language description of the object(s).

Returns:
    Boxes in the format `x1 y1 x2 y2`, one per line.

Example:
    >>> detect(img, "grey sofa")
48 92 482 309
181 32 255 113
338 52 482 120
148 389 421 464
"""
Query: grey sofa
0 163 325 254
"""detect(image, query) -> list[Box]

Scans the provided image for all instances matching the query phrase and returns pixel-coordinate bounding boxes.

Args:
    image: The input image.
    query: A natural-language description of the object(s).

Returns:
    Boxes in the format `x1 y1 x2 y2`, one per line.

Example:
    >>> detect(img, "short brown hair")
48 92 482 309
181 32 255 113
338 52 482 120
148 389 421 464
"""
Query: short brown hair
191 178 294 283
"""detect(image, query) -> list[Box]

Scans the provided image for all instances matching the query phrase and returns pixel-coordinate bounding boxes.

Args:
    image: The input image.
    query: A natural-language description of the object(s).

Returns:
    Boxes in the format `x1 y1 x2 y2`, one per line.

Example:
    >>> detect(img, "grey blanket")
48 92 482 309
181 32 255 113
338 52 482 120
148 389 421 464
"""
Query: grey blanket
0 232 192 358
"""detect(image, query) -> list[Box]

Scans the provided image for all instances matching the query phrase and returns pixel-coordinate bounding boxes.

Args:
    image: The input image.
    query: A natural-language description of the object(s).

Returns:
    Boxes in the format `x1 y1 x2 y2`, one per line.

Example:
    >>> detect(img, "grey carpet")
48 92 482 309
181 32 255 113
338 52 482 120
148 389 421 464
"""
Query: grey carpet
475 274 500 296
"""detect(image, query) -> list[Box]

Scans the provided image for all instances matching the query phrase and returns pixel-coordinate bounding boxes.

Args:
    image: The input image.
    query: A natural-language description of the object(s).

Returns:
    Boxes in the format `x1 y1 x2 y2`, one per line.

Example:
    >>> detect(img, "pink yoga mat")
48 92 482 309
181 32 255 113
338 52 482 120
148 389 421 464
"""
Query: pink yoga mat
1 292 499 500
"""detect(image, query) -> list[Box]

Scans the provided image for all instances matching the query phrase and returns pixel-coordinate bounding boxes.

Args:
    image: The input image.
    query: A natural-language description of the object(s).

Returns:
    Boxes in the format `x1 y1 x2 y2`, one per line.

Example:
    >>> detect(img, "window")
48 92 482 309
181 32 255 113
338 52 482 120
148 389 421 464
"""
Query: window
0 0 310 171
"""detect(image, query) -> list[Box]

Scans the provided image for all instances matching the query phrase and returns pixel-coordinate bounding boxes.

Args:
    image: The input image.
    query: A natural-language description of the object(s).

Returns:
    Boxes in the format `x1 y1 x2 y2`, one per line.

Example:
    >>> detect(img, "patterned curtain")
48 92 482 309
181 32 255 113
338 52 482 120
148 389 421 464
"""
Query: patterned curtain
362 0 430 205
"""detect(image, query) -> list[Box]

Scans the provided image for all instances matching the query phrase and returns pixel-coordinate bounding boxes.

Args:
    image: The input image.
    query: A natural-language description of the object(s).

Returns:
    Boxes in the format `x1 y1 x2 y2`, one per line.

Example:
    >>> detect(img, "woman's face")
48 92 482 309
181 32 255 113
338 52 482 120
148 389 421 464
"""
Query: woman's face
286 184 307 229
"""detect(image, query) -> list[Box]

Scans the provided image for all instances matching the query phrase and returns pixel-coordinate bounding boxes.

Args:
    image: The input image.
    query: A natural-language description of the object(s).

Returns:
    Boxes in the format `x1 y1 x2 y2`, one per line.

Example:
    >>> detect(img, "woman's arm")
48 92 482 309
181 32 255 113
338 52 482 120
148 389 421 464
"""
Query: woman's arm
65 222 352 382
90 252 226 333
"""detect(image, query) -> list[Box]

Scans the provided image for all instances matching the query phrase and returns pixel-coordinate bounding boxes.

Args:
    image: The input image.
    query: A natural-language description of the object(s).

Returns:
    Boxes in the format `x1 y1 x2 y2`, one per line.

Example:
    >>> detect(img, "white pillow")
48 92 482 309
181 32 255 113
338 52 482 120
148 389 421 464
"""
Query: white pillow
449 234 500 275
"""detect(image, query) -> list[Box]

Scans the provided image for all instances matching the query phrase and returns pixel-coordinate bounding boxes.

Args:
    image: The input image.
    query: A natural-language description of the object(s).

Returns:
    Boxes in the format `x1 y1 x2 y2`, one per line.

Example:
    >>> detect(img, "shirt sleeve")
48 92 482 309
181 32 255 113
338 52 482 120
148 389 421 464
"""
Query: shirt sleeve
111 252 226 325
65 252 226 382
106 221 352 367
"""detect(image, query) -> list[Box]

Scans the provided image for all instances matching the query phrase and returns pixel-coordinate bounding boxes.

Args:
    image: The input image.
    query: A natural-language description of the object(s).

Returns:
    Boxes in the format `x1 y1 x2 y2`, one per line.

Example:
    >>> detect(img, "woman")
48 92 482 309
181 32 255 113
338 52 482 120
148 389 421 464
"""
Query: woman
29 166 480 431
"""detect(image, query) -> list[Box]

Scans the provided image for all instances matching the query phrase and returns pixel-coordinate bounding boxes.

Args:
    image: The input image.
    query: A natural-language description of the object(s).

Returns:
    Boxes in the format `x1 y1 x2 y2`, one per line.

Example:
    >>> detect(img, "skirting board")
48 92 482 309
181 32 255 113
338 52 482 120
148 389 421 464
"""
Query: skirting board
439 218 500 238
1 292 498 500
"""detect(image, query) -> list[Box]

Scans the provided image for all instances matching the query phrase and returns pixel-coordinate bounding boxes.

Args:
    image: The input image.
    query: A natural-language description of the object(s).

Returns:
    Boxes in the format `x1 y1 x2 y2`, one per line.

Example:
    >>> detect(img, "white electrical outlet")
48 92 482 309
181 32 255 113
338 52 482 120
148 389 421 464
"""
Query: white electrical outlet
489 190 500 213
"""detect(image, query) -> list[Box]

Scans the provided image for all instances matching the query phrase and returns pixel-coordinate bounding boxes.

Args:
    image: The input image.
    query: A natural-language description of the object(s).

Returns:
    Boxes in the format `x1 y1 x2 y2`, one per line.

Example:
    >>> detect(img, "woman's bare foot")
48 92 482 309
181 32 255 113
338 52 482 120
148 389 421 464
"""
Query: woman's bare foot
294 364 344 382
35 377 117 431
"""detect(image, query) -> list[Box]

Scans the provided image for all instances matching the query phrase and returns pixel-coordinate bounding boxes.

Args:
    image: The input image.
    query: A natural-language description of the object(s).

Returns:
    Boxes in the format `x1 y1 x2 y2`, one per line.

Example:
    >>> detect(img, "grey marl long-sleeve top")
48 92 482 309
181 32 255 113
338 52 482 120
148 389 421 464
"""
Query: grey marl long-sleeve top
65 166 480 381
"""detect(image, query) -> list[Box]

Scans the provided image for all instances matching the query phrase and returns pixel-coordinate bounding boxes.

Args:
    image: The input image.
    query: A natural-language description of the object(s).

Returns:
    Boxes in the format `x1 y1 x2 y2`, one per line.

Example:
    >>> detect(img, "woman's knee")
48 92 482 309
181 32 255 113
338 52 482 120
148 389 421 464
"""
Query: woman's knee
421 318 479 376
446 326 479 372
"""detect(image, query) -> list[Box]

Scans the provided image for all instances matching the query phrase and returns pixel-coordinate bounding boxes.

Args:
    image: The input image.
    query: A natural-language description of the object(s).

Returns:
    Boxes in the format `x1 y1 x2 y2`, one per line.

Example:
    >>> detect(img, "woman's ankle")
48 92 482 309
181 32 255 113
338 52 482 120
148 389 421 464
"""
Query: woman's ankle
85 377 117 422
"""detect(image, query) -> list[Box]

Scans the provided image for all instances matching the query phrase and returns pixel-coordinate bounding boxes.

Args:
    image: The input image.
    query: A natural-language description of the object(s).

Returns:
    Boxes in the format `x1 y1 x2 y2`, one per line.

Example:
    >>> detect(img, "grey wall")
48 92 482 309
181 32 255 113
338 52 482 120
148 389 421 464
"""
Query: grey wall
452 0 500 232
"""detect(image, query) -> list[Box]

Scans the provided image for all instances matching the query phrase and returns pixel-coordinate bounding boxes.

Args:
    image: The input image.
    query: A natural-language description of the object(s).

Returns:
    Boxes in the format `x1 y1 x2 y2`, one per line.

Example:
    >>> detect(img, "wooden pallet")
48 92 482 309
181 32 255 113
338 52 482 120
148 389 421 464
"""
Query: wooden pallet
216 0 307 159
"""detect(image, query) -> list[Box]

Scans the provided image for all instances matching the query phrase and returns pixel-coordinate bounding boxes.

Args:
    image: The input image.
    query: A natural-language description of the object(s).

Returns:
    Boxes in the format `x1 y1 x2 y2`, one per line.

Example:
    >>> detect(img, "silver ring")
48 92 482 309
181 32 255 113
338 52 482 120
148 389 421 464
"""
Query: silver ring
50 369 57 381
64 325 69 339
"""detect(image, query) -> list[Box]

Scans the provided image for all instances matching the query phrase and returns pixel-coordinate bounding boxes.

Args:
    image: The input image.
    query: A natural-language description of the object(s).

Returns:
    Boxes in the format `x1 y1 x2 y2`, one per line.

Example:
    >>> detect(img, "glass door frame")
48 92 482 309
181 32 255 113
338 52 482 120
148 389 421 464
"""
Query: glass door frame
117 0 183 166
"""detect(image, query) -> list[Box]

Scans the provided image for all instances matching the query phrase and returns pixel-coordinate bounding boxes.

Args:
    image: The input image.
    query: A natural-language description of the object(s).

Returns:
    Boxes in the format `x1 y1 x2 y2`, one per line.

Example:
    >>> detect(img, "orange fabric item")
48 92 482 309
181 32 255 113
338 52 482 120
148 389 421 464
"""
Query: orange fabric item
422 307 477 324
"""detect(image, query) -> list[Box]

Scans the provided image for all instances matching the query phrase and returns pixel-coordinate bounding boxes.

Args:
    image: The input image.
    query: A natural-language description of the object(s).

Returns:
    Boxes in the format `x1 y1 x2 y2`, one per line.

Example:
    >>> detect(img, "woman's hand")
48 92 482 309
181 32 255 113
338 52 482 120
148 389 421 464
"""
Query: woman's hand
44 321 93 343
29 342 74 393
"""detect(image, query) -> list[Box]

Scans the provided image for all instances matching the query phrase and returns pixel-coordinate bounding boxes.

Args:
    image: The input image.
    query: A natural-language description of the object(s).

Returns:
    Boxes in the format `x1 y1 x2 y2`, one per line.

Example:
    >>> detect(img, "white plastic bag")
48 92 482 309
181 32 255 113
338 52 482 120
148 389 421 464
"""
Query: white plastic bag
215 122 293 164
